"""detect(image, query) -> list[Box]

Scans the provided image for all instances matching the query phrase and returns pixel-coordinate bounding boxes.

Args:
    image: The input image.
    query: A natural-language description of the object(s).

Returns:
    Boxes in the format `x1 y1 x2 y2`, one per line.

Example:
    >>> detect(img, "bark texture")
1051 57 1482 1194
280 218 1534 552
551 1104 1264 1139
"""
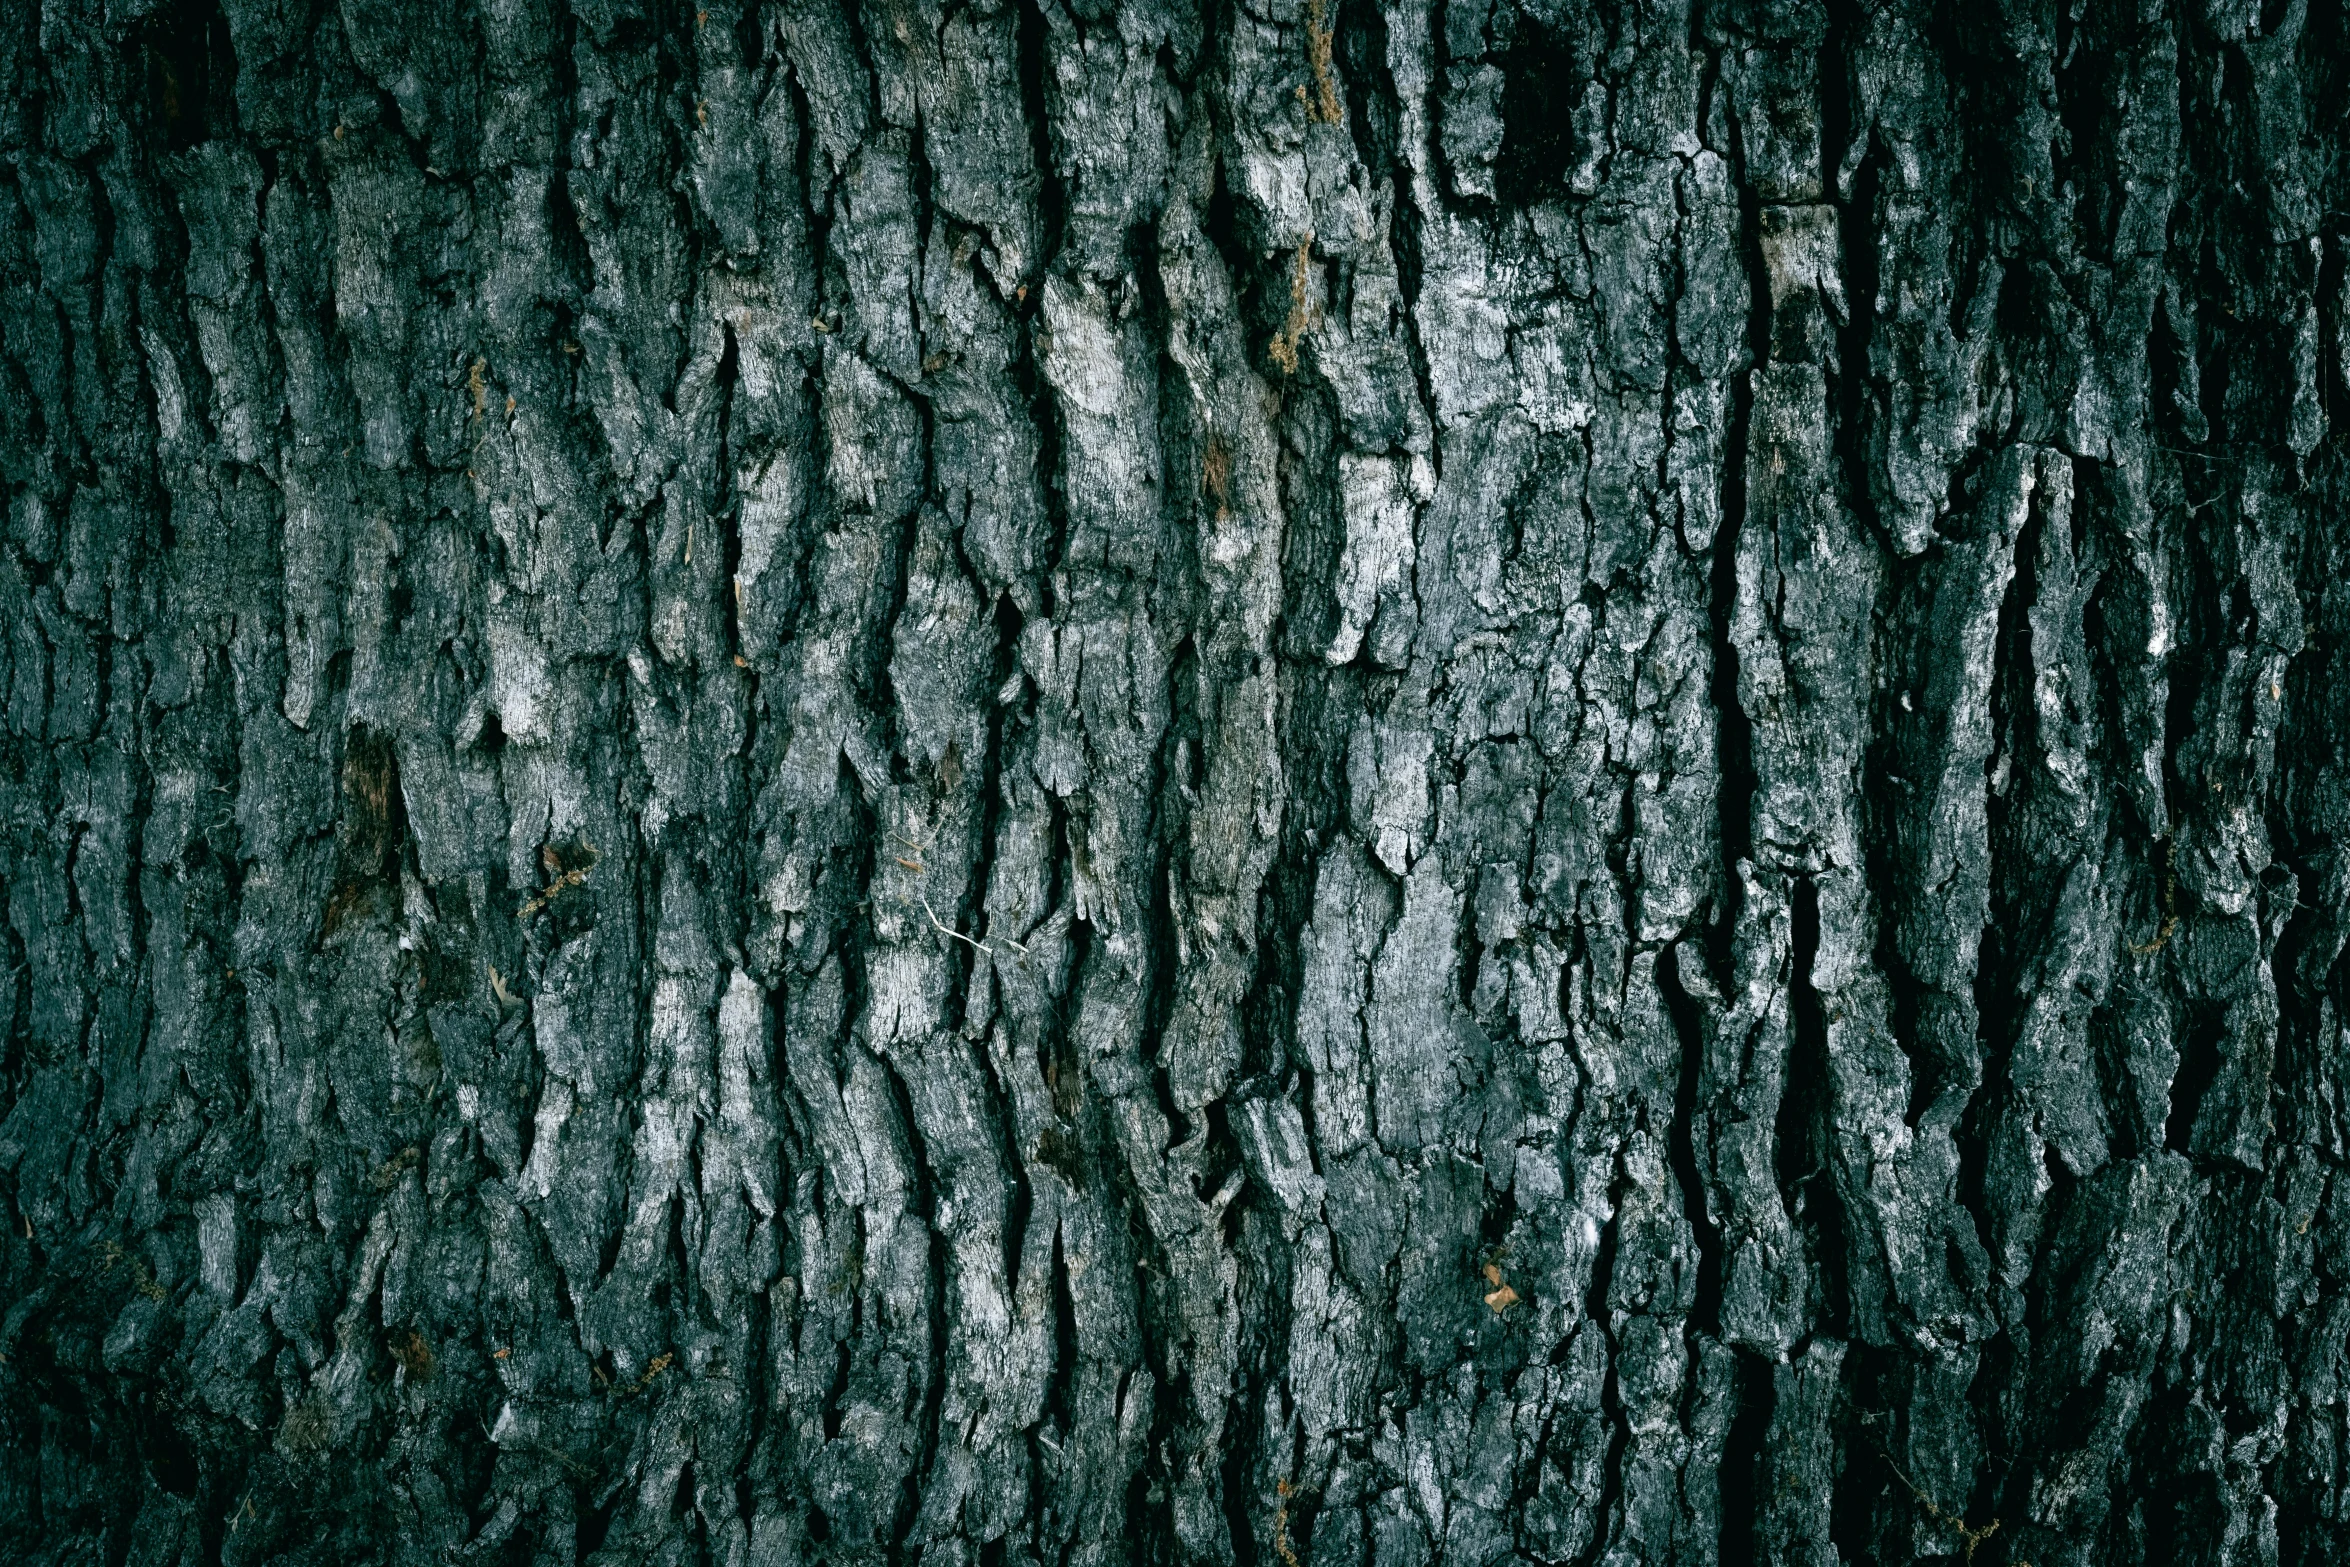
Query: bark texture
4 0 2350 1562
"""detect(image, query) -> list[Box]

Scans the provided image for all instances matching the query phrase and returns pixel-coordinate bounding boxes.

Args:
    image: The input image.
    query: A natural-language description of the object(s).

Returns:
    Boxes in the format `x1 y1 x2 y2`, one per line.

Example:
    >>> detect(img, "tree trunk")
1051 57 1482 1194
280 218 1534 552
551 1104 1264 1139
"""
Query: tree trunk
4 0 2347 1562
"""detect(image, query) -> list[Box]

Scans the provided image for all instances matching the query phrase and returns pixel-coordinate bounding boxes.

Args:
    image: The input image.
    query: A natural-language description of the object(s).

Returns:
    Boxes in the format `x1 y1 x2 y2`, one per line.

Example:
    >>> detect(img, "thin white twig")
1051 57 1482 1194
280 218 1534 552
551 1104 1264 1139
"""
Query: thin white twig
920 897 991 955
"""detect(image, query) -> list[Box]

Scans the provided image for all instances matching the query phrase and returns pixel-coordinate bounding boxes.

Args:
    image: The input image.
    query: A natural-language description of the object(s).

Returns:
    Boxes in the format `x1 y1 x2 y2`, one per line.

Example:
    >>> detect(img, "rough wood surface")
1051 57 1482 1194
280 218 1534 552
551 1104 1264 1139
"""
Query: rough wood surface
4 1 2348 1563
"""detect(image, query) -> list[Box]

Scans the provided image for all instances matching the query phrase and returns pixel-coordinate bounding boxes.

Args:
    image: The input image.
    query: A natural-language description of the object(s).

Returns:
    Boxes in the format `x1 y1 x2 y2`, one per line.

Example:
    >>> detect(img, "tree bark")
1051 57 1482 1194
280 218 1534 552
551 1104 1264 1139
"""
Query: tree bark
3 0 2347 1562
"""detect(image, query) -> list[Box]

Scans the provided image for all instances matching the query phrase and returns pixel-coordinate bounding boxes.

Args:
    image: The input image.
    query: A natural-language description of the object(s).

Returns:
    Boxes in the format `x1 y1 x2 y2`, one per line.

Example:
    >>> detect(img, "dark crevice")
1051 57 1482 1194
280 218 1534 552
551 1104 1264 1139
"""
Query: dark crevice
1822 4 1885 548
1218 1388 1262 1567
1335 0 1398 176
1717 1348 1774 1567
1041 1220 1078 1453
1658 943 1724 1336
1706 73 1766 997
1781 878 1847 1338
1572 1184 1629 1567
1141 632 1197 1152
879 1053 949 1566
1828 1346 1907 1566
2165 1004 2226 1158
1015 0 1066 288
1494 17 1586 209
138 0 233 149
1957 465 2048 1264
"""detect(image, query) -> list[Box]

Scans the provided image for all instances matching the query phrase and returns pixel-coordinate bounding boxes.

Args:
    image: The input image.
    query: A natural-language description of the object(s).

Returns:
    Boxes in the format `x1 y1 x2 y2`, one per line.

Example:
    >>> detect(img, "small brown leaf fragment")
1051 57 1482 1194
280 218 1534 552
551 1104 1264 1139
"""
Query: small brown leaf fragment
388 1326 436 1380
1481 1263 1518 1313
1303 0 1343 124
1272 1477 1303 1567
520 843 598 919
371 1146 423 1190
1268 239 1319 374
1203 432 1233 521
